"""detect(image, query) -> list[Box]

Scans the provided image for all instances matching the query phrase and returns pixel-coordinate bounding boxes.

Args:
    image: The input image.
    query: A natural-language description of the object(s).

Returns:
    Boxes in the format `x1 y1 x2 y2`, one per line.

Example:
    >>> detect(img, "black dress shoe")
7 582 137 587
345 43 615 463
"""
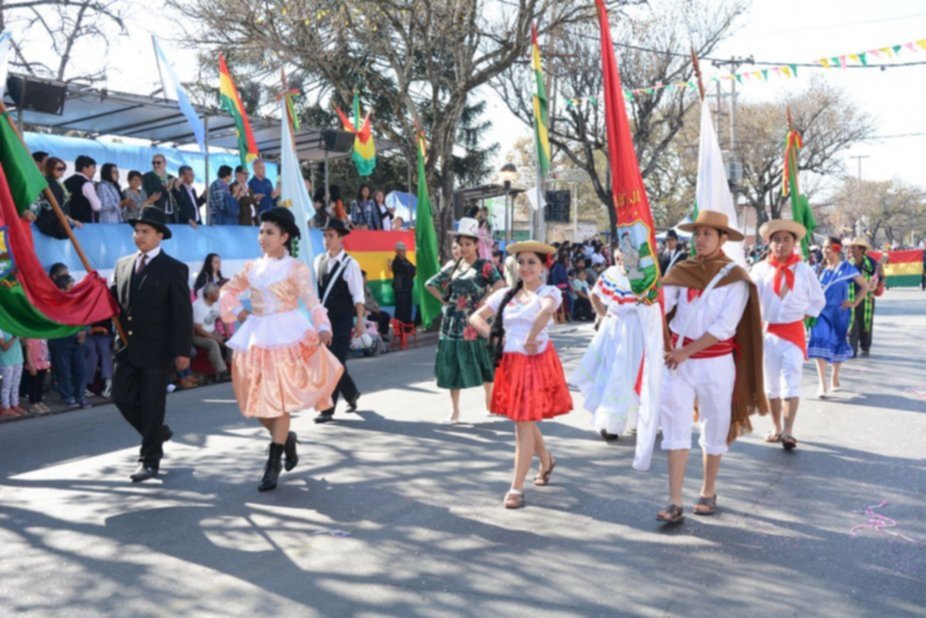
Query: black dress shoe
599 429 620 442
314 411 334 424
130 463 160 483
283 431 299 471
346 393 361 412
161 425 173 443
258 443 284 491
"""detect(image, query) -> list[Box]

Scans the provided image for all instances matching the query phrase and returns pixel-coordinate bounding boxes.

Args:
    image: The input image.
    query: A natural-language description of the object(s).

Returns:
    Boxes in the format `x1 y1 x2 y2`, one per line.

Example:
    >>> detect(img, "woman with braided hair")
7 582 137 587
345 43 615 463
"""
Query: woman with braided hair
470 241 573 509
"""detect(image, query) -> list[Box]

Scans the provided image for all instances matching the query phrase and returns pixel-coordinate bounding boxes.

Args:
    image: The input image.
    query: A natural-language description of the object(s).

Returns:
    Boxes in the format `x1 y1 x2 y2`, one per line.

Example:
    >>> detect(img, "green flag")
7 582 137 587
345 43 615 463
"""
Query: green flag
414 136 441 329
0 113 47 214
784 129 815 257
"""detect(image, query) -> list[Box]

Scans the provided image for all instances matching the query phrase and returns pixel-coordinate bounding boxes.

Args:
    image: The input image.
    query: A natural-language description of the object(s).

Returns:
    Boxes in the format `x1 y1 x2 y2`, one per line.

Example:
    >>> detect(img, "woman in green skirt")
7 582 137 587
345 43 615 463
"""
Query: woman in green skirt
426 217 504 423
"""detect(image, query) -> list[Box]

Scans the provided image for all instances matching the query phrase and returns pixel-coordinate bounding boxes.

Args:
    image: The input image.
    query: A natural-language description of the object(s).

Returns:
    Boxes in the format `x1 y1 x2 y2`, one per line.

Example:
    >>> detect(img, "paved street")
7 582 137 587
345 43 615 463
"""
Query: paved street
1 290 924 617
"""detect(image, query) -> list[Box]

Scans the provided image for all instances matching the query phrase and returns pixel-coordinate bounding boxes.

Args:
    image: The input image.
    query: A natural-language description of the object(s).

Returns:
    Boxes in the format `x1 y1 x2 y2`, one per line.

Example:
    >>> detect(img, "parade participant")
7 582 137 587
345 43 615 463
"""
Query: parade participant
655 211 767 524
313 218 364 423
426 217 503 424
808 237 870 398
751 220 825 451
469 241 571 509
220 207 343 491
846 237 882 357
110 208 193 482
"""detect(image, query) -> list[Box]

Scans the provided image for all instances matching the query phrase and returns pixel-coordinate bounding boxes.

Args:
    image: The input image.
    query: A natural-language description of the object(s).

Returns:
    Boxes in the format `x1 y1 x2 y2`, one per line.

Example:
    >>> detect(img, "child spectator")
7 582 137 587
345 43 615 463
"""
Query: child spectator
48 276 91 409
0 328 26 418
22 338 51 414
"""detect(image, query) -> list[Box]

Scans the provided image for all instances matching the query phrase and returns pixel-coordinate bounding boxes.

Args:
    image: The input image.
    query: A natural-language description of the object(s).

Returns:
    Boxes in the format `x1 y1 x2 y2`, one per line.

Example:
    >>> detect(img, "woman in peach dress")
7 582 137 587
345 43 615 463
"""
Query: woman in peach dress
220 207 343 492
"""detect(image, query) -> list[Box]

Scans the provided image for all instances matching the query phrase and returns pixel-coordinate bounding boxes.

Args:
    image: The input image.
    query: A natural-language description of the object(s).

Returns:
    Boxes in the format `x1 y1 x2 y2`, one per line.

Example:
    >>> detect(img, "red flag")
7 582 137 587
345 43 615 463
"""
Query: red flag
0 165 119 326
595 0 660 301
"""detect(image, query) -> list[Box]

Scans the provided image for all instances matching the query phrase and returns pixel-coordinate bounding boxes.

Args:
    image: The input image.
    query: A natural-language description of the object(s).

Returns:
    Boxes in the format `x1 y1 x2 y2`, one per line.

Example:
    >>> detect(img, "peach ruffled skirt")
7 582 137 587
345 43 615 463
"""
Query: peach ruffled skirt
228 310 343 418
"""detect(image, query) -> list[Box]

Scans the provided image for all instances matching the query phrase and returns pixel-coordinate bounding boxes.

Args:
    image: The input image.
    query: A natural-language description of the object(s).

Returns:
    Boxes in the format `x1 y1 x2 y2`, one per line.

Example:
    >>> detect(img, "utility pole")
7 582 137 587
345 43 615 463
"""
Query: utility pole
849 154 870 237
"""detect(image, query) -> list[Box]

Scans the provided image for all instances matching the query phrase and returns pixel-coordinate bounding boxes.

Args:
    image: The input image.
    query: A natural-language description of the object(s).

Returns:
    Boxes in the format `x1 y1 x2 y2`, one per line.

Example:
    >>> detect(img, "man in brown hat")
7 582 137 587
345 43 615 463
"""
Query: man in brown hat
751 220 825 451
846 236 882 357
655 211 767 524
111 207 193 482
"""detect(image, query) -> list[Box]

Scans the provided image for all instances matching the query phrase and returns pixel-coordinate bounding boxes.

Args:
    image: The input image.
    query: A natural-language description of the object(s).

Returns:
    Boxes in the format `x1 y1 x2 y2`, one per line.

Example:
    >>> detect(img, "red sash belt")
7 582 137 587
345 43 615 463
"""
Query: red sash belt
670 333 736 358
767 320 807 359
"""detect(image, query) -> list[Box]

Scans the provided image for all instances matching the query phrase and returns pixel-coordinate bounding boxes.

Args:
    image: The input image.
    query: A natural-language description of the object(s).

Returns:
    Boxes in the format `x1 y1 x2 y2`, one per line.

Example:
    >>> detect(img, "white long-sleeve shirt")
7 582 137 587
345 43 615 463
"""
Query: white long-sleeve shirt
750 259 826 324
314 249 365 305
80 173 102 212
664 280 749 342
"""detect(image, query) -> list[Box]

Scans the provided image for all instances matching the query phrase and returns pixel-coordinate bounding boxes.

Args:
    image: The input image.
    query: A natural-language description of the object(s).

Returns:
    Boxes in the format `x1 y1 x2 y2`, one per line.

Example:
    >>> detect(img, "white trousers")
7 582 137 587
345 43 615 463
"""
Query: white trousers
659 355 734 456
1 363 23 408
763 333 803 400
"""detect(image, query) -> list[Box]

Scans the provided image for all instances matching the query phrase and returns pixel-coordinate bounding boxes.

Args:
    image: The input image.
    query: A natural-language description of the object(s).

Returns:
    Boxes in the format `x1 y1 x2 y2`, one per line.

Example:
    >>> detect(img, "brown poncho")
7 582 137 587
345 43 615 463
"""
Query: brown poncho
663 253 769 444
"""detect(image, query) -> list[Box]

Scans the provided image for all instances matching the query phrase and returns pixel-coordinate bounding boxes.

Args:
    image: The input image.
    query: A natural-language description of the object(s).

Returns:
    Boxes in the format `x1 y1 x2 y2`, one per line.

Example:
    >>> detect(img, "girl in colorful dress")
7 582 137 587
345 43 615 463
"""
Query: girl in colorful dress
425 217 503 424
807 236 870 399
470 241 572 509
219 207 343 492
22 338 51 414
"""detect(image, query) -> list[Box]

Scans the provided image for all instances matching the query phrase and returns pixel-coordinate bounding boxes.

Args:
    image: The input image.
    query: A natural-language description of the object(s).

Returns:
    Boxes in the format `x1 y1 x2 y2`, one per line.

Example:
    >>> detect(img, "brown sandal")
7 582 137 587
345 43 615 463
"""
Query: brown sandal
782 435 798 451
656 504 685 524
533 455 556 486
693 495 717 516
504 490 525 509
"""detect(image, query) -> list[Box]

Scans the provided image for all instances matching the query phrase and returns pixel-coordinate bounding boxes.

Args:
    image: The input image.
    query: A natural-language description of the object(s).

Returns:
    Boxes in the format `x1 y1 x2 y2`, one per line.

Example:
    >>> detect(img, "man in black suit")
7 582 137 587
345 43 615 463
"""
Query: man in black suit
171 165 205 227
111 208 193 482
659 229 688 275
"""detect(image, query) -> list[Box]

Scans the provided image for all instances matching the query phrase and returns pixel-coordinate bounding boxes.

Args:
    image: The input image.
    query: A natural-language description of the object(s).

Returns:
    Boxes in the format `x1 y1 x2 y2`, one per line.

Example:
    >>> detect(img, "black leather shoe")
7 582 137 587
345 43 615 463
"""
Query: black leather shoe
161 425 173 443
283 431 299 471
130 463 159 483
258 443 284 491
346 394 361 412
599 429 620 442
314 411 334 424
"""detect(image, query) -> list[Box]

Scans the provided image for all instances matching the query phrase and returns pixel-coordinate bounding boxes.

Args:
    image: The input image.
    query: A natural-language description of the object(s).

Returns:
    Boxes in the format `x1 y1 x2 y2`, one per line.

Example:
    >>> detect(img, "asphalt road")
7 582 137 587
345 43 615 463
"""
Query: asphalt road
1 289 924 617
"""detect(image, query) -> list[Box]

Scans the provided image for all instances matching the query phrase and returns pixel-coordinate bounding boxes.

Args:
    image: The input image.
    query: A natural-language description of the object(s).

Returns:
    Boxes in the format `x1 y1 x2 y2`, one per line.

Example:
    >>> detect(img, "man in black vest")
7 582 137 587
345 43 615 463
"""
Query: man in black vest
111 208 193 482
314 219 364 423
63 155 101 223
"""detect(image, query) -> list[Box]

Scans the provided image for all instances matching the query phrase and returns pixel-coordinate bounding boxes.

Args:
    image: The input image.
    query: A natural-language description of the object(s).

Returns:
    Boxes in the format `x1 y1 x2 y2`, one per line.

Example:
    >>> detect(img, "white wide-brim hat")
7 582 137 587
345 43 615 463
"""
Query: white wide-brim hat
448 217 480 238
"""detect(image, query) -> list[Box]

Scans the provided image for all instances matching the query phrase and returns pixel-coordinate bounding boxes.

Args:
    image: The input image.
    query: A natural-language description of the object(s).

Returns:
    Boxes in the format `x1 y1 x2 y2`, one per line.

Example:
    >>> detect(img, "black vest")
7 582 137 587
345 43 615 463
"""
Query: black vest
320 257 354 316
63 174 94 223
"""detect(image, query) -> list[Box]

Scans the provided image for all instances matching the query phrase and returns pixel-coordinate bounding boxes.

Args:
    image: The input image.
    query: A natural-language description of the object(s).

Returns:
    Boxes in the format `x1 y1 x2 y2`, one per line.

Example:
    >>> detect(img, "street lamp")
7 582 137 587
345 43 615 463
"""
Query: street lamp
500 162 518 243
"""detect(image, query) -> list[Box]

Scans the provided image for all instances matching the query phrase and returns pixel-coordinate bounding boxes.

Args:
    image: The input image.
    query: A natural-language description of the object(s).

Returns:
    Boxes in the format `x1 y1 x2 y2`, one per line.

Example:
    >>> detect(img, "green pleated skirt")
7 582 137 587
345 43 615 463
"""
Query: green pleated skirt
434 338 495 389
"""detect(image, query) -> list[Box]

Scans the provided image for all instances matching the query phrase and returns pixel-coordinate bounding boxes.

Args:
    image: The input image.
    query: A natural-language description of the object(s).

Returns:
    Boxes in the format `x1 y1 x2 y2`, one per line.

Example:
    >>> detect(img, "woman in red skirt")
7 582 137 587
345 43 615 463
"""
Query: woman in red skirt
470 241 573 509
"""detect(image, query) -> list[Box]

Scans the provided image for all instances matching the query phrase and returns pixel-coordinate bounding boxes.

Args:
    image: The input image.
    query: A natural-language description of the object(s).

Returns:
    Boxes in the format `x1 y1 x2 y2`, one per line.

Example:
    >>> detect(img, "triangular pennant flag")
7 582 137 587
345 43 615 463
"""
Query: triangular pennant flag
839 55 848 69
820 58 831 68
849 53 860 63
858 52 868 66
735 73 743 84
870 49 881 58
892 44 902 54
772 66 781 75
880 47 893 57
761 69 769 81
917 39 926 51
790 64 798 77
831 56 841 67
904 42 915 53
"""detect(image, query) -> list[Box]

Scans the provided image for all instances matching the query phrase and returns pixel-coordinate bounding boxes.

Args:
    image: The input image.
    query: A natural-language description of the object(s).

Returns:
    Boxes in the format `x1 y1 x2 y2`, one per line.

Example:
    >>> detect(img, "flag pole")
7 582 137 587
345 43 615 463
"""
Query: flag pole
0 101 128 344
151 35 169 100
690 47 706 102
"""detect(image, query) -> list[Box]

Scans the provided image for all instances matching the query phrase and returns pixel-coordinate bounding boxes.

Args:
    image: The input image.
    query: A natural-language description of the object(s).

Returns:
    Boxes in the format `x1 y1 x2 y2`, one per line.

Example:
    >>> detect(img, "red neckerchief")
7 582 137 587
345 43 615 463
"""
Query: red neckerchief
768 253 802 296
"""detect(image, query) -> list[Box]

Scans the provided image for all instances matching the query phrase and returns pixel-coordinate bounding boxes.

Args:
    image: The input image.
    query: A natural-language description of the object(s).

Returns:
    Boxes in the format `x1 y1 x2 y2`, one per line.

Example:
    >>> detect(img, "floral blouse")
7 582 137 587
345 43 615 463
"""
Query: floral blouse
426 258 502 340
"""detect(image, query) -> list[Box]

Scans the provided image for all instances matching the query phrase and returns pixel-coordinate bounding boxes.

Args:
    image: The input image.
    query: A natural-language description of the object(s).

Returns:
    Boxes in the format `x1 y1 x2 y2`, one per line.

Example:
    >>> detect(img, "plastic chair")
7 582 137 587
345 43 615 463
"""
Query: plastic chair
390 318 417 351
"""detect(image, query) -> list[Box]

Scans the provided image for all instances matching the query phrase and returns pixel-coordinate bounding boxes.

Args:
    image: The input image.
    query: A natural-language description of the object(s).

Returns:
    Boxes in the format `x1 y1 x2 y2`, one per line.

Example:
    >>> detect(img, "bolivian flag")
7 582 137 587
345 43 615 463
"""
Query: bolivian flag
335 91 376 177
531 23 551 176
880 249 924 288
219 54 259 165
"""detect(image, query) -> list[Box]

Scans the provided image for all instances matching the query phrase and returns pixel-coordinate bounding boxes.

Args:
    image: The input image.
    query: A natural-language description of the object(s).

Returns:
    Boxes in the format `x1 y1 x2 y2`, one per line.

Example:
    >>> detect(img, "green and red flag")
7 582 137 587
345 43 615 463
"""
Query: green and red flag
783 124 816 257
218 54 259 165
414 134 441 328
334 91 376 177
0 113 119 337
594 0 659 301
531 23 551 176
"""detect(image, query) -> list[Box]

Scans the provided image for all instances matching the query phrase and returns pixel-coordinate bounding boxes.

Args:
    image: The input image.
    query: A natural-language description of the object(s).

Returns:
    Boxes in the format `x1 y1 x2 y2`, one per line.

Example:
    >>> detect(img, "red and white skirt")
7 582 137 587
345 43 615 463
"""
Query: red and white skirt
490 344 573 422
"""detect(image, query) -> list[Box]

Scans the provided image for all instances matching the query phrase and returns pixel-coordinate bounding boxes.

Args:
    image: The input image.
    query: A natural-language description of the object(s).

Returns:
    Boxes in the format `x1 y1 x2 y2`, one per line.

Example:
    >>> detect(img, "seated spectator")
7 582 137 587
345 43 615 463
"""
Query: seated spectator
374 190 392 230
207 165 239 225
192 283 231 381
231 165 258 226
85 319 113 398
350 184 381 230
193 253 228 298
172 165 205 227
22 338 51 414
550 251 572 317
123 170 160 222
63 155 101 223
392 215 405 229
361 271 392 337
571 269 595 322
0 328 25 418
248 159 279 216
96 163 127 224
47 276 91 409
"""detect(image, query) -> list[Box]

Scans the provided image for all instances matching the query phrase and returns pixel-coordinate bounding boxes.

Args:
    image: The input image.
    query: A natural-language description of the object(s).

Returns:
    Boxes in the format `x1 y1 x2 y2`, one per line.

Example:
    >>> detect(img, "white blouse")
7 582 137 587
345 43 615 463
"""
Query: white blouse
750 259 826 324
485 284 562 354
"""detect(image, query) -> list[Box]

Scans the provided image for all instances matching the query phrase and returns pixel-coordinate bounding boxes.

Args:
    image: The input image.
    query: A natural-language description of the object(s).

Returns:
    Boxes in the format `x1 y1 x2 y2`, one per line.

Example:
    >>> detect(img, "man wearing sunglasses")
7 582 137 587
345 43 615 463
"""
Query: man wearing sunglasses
142 154 180 222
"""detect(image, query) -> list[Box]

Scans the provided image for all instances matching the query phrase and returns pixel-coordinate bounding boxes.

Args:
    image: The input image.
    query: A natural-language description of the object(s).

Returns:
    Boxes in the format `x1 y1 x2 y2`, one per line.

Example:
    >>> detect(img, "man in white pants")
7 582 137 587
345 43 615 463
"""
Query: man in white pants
750 220 825 451
656 211 767 524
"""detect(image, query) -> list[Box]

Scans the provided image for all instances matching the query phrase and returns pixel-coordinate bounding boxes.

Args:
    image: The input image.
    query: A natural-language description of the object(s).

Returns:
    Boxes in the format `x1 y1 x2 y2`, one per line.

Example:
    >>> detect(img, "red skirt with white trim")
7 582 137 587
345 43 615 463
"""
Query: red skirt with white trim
490 344 573 422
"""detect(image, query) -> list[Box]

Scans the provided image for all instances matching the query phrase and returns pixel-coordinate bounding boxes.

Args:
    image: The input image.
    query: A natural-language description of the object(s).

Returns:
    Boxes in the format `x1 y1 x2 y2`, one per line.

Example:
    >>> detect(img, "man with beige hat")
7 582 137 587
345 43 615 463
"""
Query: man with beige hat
750 220 825 451
846 236 882 357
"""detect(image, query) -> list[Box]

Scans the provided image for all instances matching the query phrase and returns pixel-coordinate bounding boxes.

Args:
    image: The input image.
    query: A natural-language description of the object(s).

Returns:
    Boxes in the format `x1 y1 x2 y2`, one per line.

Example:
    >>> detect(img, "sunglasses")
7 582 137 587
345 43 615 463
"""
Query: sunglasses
55 166 66 171
152 160 164 166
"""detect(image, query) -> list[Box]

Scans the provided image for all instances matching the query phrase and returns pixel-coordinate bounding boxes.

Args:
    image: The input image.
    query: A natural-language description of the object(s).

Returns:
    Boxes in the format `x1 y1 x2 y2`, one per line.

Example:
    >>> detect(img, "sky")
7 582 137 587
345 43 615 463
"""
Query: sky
14 0 926 188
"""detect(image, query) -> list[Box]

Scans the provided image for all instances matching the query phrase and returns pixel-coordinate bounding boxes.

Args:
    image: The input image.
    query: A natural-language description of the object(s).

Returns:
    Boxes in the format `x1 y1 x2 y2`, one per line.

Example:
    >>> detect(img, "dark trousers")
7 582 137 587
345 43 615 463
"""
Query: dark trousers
850 302 874 355
324 312 359 413
21 369 47 404
573 297 594 321
112 360 170 466
394 288 414 324
49 339 88 402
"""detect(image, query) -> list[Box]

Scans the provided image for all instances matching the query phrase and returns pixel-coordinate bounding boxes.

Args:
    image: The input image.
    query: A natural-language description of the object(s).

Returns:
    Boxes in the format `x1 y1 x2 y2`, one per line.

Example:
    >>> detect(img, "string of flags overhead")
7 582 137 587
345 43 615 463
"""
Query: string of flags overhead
564 37 926 108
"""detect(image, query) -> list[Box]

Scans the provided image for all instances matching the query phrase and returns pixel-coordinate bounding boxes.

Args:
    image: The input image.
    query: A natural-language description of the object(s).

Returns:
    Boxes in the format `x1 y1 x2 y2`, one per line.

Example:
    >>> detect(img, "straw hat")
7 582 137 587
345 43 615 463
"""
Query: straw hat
677 210 744 242
758 219 806 242
506 240 557 255
448 217 480 238
847 236 872 251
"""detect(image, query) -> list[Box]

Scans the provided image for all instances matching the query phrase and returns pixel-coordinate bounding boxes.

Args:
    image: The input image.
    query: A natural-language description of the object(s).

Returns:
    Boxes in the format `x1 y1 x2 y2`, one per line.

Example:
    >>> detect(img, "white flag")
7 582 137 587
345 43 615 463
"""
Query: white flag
525 185 546 211
696 102 746 267
279 99 316 286
0 32 11 101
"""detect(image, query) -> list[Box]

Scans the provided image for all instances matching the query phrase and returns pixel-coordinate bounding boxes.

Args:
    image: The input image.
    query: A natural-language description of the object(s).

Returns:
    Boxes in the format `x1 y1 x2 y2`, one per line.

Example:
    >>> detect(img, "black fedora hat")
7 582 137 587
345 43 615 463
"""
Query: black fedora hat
127 207 172 239
323 218 351 237
259 207 301 240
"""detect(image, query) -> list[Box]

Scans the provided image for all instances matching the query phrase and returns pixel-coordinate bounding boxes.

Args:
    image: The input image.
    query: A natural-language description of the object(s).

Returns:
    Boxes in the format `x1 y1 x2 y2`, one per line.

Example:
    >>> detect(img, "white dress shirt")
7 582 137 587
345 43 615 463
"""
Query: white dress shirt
135 246 162 272
314 249 365 305
750 259 826 324
664 280 749 342
80 172 102 212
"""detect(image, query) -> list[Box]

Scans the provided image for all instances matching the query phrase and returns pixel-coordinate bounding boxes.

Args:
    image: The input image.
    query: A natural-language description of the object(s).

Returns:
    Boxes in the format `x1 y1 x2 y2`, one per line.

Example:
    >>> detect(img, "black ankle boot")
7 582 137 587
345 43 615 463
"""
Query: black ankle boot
283 431 299 471
258 443 284 492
